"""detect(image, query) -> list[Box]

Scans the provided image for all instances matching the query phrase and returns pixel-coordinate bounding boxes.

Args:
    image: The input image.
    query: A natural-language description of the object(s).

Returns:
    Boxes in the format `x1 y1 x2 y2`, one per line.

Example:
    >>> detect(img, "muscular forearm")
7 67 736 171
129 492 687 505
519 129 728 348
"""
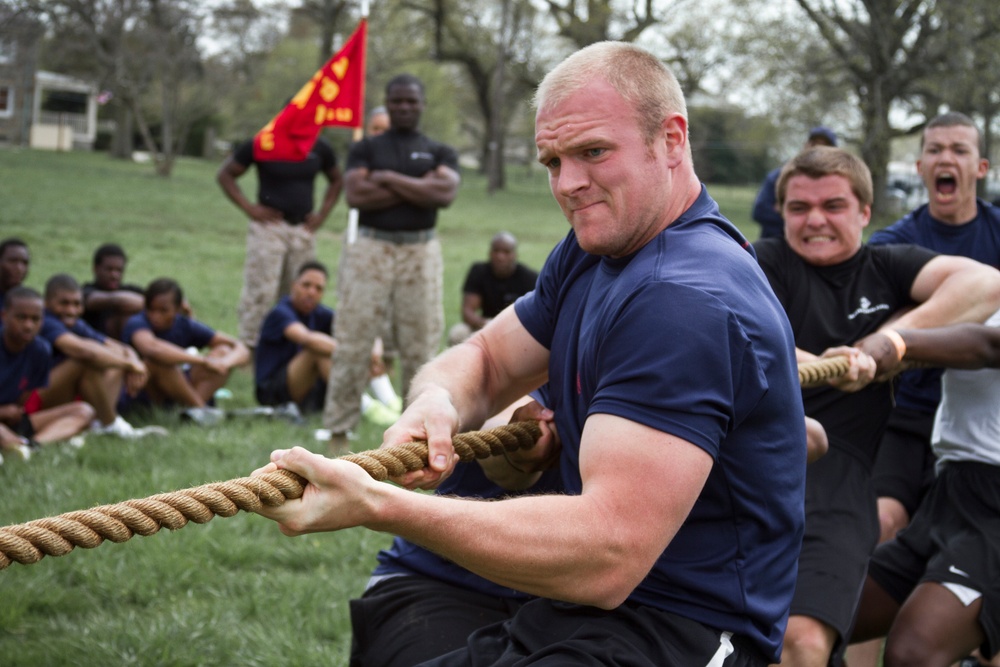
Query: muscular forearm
900 265 1000 330
898 325 1000 369
375 169 458 208
369 485 640 608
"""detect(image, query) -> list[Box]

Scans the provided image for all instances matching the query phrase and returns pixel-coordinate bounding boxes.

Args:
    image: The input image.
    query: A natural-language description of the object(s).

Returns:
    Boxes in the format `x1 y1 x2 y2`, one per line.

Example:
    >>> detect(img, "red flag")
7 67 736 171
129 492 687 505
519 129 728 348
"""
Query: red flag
253 18 367 162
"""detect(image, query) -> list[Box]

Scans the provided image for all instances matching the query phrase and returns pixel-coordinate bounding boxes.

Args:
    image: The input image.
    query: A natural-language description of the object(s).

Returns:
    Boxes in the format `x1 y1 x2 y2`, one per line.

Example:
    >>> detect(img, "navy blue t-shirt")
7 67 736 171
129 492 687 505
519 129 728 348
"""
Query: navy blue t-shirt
514 187 806 662
869 200 1000 413
39 312 107 367
121 312 215 350
0 334 51 404
254 296 334 385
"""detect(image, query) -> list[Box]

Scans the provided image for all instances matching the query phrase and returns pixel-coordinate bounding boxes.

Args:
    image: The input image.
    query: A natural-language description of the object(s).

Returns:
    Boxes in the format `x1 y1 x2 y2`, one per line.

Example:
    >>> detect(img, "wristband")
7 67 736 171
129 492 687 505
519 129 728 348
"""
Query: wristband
881 329 906 360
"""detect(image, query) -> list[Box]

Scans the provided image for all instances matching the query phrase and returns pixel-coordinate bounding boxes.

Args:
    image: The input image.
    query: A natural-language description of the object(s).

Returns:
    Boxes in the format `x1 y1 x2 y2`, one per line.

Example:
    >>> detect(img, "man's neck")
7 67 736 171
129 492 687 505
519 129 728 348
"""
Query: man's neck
930 200 979 226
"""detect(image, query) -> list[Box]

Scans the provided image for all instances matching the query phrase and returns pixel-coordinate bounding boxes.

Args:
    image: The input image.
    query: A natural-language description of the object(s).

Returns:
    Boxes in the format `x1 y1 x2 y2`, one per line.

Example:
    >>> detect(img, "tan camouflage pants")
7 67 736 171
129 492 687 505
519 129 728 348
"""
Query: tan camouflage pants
238 220 316 346
323 235 443 434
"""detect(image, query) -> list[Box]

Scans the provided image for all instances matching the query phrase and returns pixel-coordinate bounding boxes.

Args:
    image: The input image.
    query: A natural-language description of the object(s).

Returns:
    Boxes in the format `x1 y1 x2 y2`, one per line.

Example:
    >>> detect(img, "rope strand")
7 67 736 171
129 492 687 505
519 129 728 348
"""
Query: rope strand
0 421 541 571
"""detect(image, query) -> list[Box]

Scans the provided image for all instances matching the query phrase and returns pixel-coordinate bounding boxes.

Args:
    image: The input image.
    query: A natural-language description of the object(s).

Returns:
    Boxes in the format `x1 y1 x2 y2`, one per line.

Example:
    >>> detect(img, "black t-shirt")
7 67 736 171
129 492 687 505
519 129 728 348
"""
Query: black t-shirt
754 239 937 467
346 128 459 232
82 281 144 336
462 262 539 318
233 138 337 223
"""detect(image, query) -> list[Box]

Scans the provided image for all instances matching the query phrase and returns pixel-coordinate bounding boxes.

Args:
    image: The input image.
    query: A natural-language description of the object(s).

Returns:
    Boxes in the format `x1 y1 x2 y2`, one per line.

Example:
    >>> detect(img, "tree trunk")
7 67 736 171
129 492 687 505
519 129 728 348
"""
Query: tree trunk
487 0 511 194
859 82 892 220
110 102 133 160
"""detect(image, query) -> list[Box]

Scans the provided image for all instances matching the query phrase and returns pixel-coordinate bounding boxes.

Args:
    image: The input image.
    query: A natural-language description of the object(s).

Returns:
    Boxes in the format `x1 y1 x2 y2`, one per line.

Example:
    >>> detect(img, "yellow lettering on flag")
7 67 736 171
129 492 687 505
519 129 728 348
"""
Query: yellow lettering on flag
332 57 349 80
320 77 341 103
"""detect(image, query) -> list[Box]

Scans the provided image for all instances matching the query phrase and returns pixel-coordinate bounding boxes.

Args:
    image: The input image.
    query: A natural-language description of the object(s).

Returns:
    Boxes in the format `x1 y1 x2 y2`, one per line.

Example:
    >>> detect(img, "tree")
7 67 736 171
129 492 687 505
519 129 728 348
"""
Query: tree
788 0 996 213
544 0 663 47
402 0 543 191
41 0 213 176
295 0 351 67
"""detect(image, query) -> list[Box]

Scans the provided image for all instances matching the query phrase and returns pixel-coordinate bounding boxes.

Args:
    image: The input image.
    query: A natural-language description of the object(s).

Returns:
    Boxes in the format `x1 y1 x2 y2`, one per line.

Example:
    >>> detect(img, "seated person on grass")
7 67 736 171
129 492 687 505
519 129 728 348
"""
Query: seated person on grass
255 261 335 413
447 232 539 346
0 287 94 459
0 237 30 304
82 243 145 340
37 274 149 438
123 278 249 409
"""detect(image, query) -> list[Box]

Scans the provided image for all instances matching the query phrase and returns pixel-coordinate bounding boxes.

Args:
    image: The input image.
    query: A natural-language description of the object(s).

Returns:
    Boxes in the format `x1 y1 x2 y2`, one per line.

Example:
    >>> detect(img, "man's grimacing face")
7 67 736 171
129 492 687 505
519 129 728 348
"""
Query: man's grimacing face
782 173 870 267
535 80 674 258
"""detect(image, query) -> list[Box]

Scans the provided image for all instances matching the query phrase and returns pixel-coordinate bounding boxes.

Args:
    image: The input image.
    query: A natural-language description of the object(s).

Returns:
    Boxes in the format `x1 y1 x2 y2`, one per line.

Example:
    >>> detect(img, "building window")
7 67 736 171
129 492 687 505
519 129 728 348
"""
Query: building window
0 86 13 118
0 38 12 65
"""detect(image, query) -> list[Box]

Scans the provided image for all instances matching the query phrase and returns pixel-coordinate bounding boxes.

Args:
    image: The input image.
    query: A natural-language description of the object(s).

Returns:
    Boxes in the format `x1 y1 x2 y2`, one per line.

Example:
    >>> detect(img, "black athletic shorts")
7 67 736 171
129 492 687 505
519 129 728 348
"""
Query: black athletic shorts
255 366 325 414
417 598 770 667
868 461 1000 660
872 407 936 515
350 575 525 667
791 448 880 654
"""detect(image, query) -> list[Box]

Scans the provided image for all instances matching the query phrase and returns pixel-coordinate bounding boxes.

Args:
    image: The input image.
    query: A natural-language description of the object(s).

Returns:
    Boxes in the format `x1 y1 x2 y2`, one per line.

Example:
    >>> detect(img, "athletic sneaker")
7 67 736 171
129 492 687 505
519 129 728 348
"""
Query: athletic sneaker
181 406 225 427
361 393 400 427
92 416 139 438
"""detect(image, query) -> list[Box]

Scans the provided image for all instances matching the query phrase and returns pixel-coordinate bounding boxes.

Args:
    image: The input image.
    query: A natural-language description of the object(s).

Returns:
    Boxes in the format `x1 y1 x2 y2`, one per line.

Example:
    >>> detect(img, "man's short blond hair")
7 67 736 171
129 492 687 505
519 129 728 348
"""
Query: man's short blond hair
776 146 874 209
534 41 687 146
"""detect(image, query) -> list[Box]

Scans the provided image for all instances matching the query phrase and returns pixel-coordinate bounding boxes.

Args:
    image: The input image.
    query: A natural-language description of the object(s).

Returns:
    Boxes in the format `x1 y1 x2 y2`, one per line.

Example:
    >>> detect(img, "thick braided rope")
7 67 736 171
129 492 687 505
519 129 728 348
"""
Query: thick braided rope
0 421 541 571
798 355 926 388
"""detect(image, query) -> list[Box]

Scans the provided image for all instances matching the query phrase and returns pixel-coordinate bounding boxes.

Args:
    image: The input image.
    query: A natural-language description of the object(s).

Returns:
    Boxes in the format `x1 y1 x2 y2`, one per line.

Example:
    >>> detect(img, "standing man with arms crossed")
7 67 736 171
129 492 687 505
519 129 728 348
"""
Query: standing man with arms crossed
323 74 460 455
256 42 806 666
217 123 343 350
852 111 1000 667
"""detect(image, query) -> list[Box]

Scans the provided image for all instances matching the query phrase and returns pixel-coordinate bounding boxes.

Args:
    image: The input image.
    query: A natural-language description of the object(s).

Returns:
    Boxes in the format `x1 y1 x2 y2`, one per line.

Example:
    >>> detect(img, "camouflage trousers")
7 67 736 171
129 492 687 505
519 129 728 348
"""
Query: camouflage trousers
238 220 316 346
323 235 443 434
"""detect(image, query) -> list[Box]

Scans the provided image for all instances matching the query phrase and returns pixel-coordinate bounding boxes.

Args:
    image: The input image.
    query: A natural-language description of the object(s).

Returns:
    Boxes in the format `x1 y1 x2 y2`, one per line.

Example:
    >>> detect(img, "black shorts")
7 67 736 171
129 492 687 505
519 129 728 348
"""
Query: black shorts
792 448 879 651
418 598 770 667
872 407 936 514
350 575 524 667
868 461 1000 660
255 366 325 414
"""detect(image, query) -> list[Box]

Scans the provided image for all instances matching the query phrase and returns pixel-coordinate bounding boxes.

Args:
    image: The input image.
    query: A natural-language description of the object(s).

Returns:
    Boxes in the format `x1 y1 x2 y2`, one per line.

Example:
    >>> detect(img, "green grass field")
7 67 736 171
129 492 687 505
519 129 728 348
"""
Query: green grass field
0 147 761 666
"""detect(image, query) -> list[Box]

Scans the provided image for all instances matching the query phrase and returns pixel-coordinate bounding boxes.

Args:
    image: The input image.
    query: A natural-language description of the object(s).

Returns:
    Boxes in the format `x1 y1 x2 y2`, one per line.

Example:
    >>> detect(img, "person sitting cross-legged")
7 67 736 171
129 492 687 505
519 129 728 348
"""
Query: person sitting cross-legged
123 278 249 413
0 286 94 459
36 274 149 438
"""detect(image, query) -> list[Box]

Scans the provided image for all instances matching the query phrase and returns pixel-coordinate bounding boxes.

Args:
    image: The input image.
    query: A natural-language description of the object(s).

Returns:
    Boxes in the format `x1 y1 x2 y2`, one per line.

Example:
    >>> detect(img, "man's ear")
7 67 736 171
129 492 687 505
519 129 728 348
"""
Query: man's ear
662 114 688 167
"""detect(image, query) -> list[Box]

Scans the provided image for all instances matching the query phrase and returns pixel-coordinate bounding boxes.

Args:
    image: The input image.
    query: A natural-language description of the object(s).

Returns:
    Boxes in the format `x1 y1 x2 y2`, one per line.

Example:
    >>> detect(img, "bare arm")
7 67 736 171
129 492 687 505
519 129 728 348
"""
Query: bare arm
369 165 460 209
460 292 488 330
207 332 251 371
857 324 1000 374
303 164 344 233
54 332 144 372
282 321 336 357
216 156 283 222
258 412 712 609
895 256 1000 329
382 308 550 488
131 329 206 367
344 167 406 210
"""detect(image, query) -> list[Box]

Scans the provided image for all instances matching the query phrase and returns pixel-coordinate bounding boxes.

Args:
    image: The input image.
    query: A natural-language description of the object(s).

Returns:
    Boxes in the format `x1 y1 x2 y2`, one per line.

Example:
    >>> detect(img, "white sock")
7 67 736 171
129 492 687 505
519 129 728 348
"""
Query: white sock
360 393 373 413
368 374 398 406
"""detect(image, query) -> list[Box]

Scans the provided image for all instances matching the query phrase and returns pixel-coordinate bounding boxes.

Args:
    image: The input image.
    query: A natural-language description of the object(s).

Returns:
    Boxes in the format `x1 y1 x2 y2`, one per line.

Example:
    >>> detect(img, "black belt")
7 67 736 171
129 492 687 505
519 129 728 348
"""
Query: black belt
358 226 435 244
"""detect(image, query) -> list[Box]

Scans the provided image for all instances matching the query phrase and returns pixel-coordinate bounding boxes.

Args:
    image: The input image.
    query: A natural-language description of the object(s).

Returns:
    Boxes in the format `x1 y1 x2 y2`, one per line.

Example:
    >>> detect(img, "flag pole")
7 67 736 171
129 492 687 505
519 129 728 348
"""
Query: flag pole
347 0 370 245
